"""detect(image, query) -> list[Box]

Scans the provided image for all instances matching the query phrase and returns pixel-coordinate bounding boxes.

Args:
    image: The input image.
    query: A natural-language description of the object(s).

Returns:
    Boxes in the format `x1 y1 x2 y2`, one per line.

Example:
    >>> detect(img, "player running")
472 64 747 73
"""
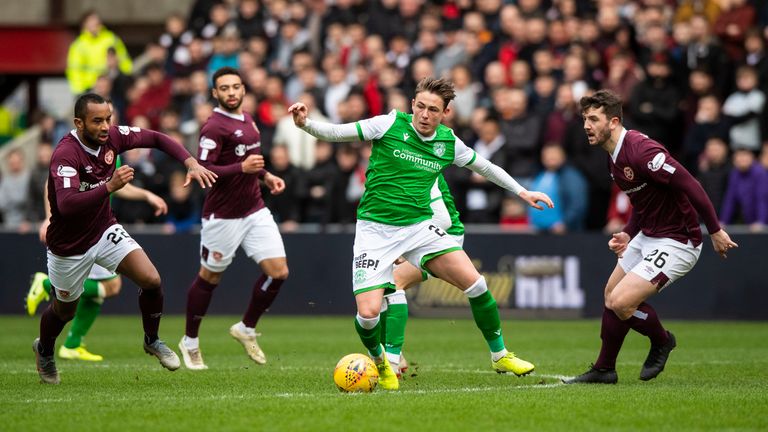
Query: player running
27 173 168 361
564 90 737 384
290 77 553 390
34 92 216 384
179 67 289 370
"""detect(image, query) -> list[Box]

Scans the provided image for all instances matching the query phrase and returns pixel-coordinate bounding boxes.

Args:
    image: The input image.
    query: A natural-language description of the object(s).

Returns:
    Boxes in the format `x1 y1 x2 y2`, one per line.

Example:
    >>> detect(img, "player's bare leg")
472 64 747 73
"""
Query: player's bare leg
427 251 534 376
117 249 179 371
230 257 289 365
35 295 78 384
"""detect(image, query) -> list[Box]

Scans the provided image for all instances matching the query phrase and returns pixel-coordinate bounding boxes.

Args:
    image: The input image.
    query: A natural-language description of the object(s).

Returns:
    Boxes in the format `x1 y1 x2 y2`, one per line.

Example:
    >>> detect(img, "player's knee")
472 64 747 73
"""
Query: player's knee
357 305 380 319
54 300 78 321
138 272 162 291
606 296 633 320
199 267 222 285
103 279 122 297
266 266 289 280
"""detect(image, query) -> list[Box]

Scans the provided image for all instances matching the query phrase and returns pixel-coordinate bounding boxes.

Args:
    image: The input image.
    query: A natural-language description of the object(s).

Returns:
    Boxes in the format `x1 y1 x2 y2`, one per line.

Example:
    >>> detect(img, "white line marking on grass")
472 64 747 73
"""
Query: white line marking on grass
274 383 564 398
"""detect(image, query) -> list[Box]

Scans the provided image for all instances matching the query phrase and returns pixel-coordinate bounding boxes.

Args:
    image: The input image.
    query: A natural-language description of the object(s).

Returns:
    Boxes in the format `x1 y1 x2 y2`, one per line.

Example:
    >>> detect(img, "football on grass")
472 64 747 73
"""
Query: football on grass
333 353 379 392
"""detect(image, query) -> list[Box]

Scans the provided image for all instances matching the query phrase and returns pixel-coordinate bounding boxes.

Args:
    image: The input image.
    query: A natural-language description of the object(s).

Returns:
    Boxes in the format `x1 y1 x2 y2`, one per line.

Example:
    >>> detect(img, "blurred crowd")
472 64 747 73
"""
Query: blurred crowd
1 0 768 233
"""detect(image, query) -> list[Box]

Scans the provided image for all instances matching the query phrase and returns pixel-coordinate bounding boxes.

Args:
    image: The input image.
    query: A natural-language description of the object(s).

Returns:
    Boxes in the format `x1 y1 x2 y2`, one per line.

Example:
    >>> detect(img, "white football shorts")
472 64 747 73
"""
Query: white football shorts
47 224 140 302
619 232 702 291
352 219 462 295
88 264 118 281
200 207 286 272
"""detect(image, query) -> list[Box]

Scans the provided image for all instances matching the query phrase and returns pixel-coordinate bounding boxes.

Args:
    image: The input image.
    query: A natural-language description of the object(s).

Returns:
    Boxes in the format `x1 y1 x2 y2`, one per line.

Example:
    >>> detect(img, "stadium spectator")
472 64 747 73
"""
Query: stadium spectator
273 92 327 170
330 143 361 223
713 0 756 62
697 137 733 215
494 87 542 183
682 94 728 173
722 65 765 152
159 13 194 75
720 148 768 230
462 114 507 223
627 53 683 156
262 145 302 231
0 148 31 230
66 11 132 95
300 140 337 224
528 144 588 233
126 63 173 130
207 31 242 82
236 0 266 41
684 15 731 87
162 170 200 234
26 142 54 223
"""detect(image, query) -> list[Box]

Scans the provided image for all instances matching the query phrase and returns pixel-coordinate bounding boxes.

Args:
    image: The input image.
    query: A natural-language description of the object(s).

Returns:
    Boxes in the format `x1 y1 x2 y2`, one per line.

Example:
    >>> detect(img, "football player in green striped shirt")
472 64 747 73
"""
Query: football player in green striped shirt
290 77 553 390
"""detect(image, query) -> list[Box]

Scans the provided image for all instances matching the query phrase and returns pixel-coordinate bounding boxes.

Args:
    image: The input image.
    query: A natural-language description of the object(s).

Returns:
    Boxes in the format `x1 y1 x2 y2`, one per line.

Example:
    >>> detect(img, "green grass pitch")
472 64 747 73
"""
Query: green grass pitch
1 315 767 431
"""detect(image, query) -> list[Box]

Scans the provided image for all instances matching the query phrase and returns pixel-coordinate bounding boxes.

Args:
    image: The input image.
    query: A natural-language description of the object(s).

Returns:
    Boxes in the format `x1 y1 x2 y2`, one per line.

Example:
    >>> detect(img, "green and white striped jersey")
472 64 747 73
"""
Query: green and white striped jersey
354 110 475 226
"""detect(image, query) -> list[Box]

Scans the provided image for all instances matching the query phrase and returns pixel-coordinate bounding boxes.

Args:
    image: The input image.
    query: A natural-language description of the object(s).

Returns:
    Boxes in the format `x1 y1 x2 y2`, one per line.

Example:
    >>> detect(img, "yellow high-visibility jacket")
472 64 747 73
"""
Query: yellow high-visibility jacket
66 27 133 94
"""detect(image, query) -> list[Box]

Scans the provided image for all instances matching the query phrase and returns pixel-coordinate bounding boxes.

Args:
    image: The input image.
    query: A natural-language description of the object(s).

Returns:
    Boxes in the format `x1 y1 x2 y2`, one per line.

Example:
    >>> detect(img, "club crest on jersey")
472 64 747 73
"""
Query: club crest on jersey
648 153 666 172
104 150 115 165
433 142 446 157
235 144 246 156
623 166 634 180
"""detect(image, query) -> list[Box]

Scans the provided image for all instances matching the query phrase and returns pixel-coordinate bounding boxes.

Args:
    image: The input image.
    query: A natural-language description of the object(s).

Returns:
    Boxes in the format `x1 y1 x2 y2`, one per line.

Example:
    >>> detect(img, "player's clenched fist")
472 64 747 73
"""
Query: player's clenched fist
288 102 308 127
241 154 265 174
107 165 135 193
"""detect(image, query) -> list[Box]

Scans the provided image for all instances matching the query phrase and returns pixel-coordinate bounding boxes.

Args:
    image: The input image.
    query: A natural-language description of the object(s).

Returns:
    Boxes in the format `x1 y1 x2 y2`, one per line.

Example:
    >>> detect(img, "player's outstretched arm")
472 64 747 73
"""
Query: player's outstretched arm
288 102 360 142
183 157 217 188
465 154 554 210
133 128 218 188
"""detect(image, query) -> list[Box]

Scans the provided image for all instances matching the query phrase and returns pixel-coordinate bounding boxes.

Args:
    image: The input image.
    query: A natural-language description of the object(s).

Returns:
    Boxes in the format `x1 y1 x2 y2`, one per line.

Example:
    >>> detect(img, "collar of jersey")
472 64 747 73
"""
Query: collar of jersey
611 128 628 163
408 120 437 141
70 129 101 157
214 107 245 122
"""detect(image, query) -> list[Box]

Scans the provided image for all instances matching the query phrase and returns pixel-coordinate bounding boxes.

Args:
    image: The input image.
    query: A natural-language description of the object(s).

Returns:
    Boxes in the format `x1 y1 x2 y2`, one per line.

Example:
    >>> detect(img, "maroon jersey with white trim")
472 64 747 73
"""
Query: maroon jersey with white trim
198 109 265 219
48 126 155 255
609 130 702 245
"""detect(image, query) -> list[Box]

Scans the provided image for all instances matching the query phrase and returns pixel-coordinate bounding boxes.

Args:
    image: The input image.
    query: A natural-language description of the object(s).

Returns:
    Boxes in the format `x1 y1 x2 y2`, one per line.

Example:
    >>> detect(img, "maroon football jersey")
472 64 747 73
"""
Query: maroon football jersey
198 108 265 219
609 130 702 245
47 126 179 256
